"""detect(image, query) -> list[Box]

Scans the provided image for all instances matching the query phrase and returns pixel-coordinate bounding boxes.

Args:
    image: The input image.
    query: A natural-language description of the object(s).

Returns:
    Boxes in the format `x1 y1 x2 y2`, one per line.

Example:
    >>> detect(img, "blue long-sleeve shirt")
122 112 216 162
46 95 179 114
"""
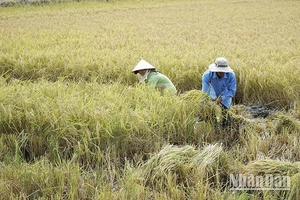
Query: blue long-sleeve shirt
202 70 236 109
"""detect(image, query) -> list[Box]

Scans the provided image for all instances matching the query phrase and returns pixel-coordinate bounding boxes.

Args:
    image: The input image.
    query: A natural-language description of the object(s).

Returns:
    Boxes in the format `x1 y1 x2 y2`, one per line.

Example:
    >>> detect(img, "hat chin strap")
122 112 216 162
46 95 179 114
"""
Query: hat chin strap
138 69 151 83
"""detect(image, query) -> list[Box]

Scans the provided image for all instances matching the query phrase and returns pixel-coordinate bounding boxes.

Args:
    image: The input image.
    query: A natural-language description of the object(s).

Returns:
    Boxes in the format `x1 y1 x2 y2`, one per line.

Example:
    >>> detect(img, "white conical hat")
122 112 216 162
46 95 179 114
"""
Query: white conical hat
132 60 155 74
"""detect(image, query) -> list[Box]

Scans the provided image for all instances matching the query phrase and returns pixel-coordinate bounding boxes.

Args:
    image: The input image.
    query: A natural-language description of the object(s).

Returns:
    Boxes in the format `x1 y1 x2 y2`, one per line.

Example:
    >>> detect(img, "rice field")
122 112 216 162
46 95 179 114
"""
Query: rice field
0 0 300 199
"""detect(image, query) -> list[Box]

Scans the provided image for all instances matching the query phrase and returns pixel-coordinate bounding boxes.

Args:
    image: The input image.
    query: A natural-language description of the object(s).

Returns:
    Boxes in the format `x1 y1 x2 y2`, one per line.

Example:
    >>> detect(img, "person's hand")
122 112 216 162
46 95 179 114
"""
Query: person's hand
216 96 222 104
156 83 165 91
212 96 222 104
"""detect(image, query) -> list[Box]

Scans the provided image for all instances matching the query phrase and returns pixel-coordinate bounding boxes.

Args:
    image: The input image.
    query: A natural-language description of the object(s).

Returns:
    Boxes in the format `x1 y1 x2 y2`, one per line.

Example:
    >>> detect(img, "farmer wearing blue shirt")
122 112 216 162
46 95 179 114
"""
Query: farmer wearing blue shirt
202 57 236 127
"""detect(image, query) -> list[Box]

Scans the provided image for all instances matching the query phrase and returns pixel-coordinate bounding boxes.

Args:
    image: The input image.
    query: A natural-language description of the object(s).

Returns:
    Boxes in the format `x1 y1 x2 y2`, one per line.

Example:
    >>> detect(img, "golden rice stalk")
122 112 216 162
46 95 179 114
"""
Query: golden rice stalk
245 160 300 199
191 143 223 170
245 159 300 176
286 172 300 200
141 144 223 189
180 90 210 103
180 89 222 124
275 114 300 134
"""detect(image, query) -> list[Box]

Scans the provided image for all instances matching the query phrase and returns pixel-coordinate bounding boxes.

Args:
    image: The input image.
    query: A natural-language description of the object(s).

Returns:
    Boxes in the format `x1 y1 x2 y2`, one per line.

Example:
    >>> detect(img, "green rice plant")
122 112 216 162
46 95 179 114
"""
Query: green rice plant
0 77 206 167
108 160 155 200
0 155 129 199
0 158 87 199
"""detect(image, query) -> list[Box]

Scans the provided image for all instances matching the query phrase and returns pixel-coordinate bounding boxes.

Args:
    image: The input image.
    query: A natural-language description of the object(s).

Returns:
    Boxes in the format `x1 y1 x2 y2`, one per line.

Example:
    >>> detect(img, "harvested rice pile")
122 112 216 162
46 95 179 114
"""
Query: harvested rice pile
246 159 300 176
245 159 300 199
141 144 224 189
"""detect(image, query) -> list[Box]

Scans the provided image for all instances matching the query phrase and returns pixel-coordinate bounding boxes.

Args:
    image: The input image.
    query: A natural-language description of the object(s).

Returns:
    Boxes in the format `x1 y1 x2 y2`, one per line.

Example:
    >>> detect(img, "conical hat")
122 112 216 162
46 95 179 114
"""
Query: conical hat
132 60 155 74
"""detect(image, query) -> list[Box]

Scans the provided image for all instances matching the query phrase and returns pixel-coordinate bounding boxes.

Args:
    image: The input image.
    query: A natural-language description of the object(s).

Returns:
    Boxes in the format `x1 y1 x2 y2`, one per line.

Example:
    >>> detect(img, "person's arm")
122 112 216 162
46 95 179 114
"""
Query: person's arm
156 83 165 91
202 71 210 94
220 72 236 102
146 72 158 88
202 71 217 99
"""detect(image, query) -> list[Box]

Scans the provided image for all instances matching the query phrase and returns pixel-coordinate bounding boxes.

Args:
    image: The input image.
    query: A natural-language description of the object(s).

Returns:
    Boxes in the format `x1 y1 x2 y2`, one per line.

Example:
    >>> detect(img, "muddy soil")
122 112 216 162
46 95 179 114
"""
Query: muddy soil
234 104 277 119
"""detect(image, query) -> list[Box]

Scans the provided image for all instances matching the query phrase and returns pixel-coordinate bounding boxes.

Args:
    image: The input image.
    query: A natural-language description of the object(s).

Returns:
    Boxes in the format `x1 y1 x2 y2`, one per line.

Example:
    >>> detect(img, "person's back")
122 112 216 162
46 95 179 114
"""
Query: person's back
147 71 177 95
132 60 177 95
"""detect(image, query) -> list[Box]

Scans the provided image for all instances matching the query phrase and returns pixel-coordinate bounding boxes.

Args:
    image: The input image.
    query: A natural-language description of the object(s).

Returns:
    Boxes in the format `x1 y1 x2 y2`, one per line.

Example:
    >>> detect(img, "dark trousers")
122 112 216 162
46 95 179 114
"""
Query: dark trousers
220 104 232 128
198 102 232 128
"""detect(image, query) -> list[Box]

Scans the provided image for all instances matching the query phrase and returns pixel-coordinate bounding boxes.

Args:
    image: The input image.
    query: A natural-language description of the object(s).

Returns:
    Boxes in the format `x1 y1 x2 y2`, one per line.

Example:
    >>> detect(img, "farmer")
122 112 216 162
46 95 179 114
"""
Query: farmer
132 59 177 95
202 57 236 127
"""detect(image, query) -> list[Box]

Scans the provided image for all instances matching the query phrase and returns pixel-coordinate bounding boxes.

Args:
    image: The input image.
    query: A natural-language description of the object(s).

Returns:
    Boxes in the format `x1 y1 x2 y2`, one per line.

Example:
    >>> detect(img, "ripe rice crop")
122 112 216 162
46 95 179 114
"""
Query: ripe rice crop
0 0 300 199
